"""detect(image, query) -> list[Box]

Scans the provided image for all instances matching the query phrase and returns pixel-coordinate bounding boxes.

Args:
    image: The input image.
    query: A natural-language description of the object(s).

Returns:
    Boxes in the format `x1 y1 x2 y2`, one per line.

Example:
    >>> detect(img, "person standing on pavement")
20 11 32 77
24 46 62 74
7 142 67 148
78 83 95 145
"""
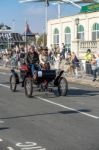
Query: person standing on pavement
71 52 79 77
96 53 99 76
91 54 97 81
84 49 92 75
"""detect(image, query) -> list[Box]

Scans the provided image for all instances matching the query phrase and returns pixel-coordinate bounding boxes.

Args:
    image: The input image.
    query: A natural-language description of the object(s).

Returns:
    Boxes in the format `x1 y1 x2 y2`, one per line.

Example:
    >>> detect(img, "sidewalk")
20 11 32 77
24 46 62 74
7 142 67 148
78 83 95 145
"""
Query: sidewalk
66 75 99 88
0 66 99 88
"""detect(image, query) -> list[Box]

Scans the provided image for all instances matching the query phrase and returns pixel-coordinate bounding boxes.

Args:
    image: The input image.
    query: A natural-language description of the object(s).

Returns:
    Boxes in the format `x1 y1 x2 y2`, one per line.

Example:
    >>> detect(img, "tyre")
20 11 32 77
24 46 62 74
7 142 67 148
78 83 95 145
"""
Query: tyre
10 74 17 92
24 78 33 98
58 77 68 96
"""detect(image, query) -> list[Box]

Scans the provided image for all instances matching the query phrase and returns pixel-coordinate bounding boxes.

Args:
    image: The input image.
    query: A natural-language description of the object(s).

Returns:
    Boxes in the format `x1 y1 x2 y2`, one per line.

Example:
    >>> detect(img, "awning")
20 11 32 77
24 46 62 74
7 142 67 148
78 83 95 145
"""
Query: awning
80 3 99 13
0 33 24 43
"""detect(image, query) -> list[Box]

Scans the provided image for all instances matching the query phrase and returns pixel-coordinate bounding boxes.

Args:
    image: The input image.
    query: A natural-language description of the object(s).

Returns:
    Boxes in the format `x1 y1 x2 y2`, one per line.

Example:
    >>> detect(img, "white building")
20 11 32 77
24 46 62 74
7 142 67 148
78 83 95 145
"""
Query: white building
47 3 99 58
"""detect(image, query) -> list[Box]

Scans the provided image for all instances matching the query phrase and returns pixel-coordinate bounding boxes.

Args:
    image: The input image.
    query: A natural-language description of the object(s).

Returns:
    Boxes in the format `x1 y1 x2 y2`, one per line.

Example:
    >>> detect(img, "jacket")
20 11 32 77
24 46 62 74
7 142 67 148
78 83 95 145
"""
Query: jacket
25 51 39 65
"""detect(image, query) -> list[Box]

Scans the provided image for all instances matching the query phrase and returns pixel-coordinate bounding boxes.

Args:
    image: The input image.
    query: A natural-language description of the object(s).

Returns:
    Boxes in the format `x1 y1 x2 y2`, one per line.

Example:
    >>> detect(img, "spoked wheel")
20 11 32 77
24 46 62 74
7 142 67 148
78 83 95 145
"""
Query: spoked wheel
10 74 17 92
58 77 68 96
24 78 33 97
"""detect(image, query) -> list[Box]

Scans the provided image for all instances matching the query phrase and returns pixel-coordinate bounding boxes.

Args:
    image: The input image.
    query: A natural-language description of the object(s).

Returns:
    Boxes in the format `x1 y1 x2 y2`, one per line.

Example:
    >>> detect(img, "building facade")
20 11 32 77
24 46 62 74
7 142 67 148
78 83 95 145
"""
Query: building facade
0 23 24 50
47 4 99 58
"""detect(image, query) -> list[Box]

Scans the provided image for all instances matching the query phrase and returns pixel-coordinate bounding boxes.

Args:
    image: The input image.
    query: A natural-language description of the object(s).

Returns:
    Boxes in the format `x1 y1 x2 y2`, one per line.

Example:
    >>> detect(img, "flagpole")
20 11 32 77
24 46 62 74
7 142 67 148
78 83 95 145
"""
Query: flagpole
25 18 27 51
45 0 49 46
45 0 48 33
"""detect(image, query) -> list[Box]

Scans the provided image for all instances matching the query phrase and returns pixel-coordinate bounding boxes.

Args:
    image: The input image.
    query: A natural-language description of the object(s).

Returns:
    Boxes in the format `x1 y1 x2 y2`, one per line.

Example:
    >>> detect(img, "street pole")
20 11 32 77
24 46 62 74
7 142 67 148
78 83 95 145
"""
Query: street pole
45 0 48 47
58 2 61 47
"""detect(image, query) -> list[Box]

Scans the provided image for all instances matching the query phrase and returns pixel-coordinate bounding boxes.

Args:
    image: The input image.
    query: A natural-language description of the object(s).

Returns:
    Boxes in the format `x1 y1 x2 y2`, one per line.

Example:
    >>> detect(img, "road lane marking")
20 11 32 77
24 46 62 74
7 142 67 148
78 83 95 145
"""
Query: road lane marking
0 84 10 88
16 142 46 150
70 87 80 89
0 83 99 119
0 138 3 142
7 147 14 150
36 96 99 119
0 120 4 123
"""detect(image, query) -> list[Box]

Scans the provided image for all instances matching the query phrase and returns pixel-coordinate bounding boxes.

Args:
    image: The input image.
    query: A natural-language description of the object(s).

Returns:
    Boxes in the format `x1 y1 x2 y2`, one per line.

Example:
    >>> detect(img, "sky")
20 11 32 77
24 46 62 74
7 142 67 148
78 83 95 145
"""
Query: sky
0 0 81 34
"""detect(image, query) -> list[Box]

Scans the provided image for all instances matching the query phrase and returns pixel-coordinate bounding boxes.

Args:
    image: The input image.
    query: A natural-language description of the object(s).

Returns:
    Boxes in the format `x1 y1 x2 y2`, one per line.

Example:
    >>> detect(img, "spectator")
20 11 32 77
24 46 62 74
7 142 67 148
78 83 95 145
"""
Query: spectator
65 52 74 75
84 49 92 75
60 44 65 59
54 53 60 70
91 54 97 81
96 53 99 76
71 52 79 77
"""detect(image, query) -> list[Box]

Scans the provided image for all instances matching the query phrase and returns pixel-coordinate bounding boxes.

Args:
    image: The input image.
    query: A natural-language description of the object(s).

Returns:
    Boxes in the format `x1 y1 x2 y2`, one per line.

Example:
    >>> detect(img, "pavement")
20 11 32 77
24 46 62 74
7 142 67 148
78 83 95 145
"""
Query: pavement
0 65 99 88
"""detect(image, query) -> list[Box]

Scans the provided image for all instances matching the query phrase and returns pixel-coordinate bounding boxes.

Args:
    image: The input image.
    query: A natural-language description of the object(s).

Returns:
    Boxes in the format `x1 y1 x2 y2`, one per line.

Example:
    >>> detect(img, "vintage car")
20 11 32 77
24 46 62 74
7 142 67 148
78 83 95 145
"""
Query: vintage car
10 64 68 97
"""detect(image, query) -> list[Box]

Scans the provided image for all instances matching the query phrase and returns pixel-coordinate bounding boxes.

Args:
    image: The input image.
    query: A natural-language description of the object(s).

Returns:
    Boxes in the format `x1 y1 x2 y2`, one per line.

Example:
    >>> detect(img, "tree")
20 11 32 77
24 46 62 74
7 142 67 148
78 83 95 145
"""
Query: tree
37 33 47 47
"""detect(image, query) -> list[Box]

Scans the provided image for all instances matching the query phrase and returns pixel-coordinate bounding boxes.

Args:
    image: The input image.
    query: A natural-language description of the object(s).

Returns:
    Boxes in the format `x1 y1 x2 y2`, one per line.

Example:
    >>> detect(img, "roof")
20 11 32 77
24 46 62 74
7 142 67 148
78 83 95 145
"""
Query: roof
0 23 11 30
80 3 99 13
23 22 35 36
0 33 23 43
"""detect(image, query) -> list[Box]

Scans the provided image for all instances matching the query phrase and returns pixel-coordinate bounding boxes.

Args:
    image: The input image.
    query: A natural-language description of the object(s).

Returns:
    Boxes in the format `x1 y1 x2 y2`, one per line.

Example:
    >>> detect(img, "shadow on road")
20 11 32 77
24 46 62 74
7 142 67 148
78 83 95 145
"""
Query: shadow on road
68 89 99 97
0 109 91 120
0 127 9 131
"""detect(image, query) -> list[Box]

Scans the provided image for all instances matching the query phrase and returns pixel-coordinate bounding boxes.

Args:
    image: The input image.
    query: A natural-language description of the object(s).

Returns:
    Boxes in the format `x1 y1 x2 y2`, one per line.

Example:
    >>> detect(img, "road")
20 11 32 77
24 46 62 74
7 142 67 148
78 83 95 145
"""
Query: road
0 72 99 150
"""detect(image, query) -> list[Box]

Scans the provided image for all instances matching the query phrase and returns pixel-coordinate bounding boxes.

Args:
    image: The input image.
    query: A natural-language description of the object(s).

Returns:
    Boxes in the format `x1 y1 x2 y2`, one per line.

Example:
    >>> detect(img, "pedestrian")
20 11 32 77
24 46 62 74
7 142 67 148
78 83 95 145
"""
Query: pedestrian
71 52 79 77
54 53 60 70
84 49 92 75
91 54 97 81
96 53 99 76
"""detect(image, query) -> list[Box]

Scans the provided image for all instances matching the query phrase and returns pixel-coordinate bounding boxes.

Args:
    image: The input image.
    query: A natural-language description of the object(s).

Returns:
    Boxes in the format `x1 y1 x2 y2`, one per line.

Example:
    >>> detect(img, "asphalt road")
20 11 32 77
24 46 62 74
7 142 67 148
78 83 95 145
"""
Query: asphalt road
0 72 99 150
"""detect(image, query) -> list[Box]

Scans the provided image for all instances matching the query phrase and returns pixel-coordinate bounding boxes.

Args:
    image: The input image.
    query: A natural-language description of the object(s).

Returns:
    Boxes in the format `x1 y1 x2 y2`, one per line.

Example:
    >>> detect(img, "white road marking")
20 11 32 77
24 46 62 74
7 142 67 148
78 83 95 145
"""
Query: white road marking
0 138 3 142
0 84 10 88
36 96 99 119
0 120 4 123
16 142 46 150
7 147 15 150
70 86 80 89
0 83 99 119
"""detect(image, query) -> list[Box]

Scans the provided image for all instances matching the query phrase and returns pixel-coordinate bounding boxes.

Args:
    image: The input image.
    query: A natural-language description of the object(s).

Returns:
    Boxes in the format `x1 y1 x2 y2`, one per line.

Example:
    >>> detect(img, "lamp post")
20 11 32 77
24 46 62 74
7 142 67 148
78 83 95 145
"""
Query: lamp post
75 18 79 39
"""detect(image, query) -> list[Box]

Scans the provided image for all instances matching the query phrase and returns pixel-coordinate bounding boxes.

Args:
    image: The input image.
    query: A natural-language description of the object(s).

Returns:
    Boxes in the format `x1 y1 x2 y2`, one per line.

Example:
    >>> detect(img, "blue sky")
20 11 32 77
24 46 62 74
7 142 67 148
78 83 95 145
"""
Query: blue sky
0 0 81 34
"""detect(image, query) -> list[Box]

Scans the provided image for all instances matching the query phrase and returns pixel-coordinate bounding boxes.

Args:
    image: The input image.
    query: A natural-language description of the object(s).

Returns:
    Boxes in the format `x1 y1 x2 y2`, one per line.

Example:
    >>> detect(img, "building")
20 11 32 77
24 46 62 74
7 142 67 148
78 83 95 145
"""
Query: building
0 23 23 50
47 3 99 58
23 22 40 46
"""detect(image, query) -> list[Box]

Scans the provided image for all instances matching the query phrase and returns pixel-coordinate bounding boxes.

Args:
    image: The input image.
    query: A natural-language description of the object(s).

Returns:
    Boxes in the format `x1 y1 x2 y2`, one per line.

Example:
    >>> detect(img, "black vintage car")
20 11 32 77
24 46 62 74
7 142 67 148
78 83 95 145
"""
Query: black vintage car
10 64 68 97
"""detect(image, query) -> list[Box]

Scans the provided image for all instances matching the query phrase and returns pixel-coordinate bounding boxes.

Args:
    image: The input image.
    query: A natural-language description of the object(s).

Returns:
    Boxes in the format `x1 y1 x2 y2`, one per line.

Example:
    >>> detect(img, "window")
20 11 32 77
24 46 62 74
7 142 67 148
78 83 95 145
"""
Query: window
77 25 84 40
64 27 71 51
53 28 59 46
92 23 99 41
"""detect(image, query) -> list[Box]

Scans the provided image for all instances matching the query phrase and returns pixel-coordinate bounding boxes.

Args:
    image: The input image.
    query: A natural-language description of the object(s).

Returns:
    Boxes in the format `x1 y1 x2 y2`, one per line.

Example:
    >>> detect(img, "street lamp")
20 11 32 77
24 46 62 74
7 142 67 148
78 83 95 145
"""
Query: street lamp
75 18 79 39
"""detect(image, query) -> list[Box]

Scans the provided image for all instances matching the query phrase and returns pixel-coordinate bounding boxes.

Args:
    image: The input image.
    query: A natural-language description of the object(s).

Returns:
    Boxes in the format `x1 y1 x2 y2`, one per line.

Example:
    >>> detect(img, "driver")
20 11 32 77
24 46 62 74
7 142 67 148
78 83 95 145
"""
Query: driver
25 44 40 76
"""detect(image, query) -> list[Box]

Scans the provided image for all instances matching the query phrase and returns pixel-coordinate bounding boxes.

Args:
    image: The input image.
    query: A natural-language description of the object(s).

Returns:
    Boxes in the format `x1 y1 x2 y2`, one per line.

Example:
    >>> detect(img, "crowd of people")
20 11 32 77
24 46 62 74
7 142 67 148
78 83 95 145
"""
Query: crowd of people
0 43 99 81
